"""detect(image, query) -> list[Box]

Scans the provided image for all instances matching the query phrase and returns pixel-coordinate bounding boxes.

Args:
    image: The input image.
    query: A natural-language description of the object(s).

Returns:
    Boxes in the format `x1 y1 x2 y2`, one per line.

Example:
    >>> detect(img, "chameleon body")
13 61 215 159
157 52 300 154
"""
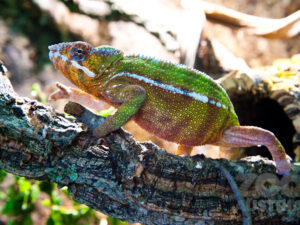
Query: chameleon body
48 41 291 174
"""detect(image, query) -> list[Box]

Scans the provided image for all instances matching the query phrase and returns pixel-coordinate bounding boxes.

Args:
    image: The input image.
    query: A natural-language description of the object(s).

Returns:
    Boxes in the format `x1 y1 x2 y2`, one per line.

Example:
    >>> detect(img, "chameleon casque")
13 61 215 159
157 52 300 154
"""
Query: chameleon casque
48 41 291 175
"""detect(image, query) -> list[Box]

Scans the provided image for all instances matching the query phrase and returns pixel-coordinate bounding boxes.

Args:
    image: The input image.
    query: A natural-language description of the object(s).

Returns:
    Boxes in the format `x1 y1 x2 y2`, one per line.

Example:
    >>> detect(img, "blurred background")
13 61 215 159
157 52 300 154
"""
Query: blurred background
0 0 299 224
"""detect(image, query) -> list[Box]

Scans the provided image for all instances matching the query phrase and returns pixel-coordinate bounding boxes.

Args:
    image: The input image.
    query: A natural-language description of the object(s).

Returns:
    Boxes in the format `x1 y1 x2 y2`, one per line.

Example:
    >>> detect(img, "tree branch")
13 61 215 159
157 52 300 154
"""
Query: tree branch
0 63 299 224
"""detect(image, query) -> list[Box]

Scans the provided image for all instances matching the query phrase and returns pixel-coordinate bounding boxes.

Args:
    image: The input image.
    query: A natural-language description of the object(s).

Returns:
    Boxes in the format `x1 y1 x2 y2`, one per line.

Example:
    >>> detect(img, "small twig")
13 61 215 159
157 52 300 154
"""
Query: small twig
64 102 105 130
216 164 252 225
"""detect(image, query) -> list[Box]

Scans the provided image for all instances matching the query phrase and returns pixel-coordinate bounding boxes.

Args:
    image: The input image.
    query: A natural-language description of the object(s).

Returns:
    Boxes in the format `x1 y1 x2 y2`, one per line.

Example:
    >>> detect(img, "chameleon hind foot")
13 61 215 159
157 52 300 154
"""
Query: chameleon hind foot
217 126 291 175
176 145 193 157
50 82 110 112
219 146 240 160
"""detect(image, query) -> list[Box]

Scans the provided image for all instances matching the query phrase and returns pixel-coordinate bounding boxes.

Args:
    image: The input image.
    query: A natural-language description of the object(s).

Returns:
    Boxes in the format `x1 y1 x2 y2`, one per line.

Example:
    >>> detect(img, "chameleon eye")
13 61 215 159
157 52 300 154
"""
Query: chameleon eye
69 42 92 62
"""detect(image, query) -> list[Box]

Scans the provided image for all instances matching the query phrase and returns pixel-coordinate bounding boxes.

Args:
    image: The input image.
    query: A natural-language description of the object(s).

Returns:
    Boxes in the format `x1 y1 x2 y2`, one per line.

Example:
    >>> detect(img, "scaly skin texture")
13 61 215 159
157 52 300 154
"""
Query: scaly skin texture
48 41 291 174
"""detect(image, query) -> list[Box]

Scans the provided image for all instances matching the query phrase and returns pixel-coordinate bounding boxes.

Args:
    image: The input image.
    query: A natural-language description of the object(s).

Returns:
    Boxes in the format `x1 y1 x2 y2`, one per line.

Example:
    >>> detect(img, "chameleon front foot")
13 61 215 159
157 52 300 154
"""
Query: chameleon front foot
49 82 71 101
50 82 110 112
218 126 292 175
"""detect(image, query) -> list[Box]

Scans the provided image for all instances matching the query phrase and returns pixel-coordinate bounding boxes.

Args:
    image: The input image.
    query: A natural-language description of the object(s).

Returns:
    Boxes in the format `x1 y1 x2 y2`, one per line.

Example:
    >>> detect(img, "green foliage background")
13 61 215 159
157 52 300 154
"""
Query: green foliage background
0 0 80 70
0 169 128 225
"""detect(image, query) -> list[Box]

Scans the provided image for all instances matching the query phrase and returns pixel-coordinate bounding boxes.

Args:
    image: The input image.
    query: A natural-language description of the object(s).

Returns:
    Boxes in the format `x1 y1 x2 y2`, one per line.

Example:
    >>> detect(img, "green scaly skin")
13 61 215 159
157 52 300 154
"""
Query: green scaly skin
49 41 239 146
48 41 291 175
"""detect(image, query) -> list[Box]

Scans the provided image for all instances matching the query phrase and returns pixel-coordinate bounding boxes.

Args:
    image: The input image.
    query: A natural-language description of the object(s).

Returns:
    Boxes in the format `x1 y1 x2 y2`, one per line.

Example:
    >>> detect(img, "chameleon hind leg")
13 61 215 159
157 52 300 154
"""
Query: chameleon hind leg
176 145 193 156
216 126 291 175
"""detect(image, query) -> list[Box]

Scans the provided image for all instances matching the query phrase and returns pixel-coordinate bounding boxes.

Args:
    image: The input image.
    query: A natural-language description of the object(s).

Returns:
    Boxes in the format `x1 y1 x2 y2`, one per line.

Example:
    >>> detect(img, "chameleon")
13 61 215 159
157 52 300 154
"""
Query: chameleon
48 41 291 175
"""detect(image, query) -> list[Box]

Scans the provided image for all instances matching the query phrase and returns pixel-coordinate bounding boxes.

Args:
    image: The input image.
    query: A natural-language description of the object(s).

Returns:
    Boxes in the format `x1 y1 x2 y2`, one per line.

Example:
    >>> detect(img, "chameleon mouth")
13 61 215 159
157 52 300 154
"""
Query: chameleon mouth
48 44 70 67
48 43 72 81
49 44 60 62
48 44 79 86
48 42 74 63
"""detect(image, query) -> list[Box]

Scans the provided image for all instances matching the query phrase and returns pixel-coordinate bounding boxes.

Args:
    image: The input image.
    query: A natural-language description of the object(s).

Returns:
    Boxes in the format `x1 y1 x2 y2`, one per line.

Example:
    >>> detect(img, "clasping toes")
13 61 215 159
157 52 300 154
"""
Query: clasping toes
49 82 71 101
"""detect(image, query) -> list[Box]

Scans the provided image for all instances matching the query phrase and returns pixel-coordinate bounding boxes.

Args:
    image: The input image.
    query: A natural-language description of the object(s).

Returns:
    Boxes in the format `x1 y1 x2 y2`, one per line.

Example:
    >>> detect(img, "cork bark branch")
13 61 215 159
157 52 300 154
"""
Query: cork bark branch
0 64 300 225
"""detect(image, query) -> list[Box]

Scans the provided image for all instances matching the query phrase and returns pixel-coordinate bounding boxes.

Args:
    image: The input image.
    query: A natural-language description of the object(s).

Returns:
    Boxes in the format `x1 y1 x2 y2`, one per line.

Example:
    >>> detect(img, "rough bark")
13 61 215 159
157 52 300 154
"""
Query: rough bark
0 63 300 225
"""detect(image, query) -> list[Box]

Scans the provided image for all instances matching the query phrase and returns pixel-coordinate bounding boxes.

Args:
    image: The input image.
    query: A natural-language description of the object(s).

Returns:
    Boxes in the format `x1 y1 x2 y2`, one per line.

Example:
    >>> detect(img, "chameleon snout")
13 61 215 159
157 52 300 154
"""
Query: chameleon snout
48 43 70 64
48 44 59 52
48 44 61 61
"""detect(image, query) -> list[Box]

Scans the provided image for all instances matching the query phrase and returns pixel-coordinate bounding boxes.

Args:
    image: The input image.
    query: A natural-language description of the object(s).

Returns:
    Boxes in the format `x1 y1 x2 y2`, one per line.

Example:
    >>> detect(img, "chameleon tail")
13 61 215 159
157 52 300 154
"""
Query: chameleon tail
217 126 292 175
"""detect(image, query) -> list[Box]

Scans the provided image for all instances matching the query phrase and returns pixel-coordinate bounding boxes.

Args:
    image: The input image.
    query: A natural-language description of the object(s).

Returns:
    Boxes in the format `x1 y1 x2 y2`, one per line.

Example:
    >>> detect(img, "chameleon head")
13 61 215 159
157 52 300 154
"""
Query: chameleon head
48 41 123 91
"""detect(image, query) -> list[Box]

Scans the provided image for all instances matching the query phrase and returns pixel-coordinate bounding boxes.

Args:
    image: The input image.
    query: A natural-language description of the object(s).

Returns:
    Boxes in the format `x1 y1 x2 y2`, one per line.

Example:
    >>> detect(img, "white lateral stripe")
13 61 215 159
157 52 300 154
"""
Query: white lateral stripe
112 72 227 108
70 60 96 78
